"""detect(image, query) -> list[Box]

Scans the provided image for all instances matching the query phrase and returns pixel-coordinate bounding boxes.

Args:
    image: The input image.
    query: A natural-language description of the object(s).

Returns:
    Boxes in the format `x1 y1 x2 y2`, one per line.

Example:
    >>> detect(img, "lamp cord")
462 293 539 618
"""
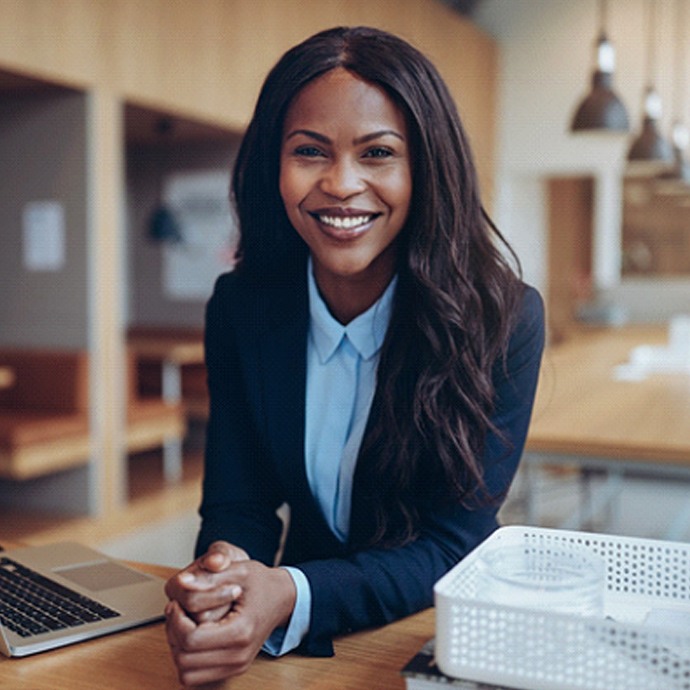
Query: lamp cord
646 0 657 90
598 0 607 37
672 0 686 122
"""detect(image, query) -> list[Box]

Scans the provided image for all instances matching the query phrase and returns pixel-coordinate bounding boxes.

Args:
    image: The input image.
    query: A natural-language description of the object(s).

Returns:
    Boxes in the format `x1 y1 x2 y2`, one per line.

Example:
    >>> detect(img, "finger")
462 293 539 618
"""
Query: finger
176 648 247 671
173 631 256 685
177 662 243 688
199 541 250 573
175 583 243 616
165 600 197 650
198 542 233 573
192 603 232 624
176 550 249 590
168 600 247 652
165 560 213 599
170 564 242 597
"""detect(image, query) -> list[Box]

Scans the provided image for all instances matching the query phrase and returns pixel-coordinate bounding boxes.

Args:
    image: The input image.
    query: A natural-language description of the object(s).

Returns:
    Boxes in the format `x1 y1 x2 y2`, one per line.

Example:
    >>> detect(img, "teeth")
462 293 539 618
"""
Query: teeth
318 214 372 229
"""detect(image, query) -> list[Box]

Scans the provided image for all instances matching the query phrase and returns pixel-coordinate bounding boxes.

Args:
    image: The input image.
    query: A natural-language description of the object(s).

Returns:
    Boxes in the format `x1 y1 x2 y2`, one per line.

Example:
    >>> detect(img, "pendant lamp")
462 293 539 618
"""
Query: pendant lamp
571 0 629 132
627 0 673 162
148 117 184 244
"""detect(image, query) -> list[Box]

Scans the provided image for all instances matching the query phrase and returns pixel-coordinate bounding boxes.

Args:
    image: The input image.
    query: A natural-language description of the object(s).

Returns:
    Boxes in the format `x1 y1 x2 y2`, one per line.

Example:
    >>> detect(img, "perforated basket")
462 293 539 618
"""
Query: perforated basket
434 526 690 690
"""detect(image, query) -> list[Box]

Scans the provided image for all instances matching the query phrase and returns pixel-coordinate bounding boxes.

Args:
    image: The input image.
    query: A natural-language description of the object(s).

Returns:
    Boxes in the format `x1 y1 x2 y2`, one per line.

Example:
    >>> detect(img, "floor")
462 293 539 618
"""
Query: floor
0 447 204 567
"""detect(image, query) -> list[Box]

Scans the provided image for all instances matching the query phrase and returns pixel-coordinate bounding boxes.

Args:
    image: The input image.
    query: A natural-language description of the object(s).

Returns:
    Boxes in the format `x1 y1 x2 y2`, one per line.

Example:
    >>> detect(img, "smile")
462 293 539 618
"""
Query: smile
311 213 378 231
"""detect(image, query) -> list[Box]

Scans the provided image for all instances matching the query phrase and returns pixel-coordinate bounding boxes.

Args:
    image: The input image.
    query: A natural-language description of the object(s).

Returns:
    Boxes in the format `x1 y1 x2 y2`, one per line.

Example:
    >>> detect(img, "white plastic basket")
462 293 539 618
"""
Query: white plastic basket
434 526 690 690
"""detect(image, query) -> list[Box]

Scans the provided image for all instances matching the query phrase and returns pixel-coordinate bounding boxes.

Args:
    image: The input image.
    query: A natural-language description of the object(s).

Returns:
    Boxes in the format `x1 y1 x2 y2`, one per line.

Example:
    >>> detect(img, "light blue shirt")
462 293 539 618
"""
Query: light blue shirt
263 260 396 656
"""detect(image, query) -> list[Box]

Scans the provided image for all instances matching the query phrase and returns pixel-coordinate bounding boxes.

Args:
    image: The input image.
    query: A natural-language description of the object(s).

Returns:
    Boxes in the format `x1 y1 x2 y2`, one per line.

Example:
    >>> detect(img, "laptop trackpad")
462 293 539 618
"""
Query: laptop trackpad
55 561 151 591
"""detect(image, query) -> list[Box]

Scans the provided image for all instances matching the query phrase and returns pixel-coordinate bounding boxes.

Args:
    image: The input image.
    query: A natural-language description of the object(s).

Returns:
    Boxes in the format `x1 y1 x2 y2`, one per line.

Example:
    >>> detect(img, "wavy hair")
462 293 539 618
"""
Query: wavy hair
232 26 524 547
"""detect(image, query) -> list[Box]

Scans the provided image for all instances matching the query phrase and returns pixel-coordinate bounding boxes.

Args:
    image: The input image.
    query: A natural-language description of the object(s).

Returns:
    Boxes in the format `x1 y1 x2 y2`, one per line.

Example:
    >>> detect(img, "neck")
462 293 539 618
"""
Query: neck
315 270 394 325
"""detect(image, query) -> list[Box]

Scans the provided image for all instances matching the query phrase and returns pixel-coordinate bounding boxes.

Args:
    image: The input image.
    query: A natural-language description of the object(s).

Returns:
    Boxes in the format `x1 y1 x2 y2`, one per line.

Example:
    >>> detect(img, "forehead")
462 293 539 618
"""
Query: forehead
283 67 407 135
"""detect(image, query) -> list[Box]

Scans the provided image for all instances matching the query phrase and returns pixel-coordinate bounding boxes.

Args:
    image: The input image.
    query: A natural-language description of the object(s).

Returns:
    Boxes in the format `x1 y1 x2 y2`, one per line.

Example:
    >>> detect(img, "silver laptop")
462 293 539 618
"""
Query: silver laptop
0 541 168 657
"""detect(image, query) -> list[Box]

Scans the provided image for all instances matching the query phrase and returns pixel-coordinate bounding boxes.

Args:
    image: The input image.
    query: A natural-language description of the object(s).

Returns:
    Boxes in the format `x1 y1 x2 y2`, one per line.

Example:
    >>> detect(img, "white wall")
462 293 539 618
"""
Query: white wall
474 0 690 321
0 90 89 348
126 138 240 329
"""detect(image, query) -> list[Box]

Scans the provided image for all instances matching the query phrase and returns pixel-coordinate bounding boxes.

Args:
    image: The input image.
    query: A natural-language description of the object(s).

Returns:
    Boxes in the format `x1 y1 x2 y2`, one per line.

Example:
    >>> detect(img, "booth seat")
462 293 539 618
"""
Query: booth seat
0 348 186 482
0 348 90 479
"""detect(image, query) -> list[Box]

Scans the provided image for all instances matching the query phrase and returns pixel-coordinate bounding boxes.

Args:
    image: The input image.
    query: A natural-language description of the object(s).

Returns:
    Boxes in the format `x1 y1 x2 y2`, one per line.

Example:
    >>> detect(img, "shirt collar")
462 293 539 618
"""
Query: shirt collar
308 258 397 364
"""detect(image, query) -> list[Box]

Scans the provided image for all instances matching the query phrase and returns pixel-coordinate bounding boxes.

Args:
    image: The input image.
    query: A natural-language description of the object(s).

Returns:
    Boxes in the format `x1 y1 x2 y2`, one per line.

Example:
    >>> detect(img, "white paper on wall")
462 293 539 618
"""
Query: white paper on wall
22 200 66 271
162 170 237 301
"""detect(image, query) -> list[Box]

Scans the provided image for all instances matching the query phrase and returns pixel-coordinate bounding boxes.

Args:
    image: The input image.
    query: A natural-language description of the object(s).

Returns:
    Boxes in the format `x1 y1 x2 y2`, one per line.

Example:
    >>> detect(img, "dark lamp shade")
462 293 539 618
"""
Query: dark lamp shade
148 206 183 243
627 117 674 161
571 71 630 131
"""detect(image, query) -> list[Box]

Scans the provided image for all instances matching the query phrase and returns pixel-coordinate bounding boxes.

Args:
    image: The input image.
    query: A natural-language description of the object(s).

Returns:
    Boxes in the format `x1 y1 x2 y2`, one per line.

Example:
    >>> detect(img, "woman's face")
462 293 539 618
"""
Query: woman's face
279 67 412 297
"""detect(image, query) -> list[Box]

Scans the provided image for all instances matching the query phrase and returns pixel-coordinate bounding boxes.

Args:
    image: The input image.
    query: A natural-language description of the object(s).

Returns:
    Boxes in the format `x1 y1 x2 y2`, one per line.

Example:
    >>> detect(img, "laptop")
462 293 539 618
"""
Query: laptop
0 541 168 657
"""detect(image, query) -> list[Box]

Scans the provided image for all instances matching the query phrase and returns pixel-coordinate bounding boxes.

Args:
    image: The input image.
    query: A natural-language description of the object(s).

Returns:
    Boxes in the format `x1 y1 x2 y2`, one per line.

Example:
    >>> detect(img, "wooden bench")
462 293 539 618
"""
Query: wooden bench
0 349 91 480
0 348 186 482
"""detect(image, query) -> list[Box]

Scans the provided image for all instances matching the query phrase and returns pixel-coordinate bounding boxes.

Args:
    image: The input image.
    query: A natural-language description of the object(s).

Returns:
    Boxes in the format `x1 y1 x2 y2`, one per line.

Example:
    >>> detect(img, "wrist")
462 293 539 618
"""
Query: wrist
273 566 297 628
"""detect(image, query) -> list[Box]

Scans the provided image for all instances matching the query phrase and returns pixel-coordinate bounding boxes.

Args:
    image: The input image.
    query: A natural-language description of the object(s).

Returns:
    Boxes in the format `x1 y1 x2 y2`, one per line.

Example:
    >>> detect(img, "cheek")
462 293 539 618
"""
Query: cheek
279 168 309 235
279 162 312 207
385 170 413 219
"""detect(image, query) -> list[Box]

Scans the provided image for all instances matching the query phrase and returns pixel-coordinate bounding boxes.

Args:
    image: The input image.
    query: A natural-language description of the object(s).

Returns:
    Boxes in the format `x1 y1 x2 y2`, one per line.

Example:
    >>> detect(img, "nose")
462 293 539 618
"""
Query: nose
319 156 366 199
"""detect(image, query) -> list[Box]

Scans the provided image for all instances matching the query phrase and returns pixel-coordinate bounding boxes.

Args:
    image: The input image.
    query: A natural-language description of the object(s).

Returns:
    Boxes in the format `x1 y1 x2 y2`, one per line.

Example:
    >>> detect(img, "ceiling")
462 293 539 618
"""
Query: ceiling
124 103 237 146
0 69 73 94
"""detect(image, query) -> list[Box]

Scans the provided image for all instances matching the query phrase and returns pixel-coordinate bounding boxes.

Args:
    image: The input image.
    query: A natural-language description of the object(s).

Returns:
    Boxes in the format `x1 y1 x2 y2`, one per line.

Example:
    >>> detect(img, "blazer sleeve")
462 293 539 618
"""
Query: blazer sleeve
195 273 285 564
296 286 545 657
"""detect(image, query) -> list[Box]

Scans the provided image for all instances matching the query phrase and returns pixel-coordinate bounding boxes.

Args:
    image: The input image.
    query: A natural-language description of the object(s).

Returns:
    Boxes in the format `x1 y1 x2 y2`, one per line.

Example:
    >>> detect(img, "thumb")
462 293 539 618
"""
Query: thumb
201 541 248 572
201 542 233 572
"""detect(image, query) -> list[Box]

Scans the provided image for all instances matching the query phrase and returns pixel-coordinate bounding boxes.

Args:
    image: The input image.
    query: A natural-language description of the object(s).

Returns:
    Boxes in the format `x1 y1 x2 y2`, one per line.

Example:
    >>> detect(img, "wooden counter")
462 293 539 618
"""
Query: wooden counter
0 559 438 690
524 326 690 537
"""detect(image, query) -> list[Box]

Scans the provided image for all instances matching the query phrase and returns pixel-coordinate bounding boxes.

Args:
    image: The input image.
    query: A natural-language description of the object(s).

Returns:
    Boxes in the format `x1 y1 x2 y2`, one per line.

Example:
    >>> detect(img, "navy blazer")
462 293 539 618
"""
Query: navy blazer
197 267 545 657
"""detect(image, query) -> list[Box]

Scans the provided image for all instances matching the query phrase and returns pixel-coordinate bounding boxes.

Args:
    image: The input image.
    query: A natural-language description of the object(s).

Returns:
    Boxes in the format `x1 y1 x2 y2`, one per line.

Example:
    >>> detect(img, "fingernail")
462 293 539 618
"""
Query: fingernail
179 572 195 584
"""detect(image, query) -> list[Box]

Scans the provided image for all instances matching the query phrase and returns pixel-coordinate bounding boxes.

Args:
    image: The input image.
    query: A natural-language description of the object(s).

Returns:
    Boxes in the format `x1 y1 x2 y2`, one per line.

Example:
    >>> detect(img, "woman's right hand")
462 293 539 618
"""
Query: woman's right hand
165 541 249 623
164 557 297 686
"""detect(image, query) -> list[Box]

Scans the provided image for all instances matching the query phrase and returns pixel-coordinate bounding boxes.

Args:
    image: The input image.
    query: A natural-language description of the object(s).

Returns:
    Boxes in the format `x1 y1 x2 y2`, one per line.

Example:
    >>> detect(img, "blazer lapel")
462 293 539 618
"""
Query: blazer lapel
254 278 311 500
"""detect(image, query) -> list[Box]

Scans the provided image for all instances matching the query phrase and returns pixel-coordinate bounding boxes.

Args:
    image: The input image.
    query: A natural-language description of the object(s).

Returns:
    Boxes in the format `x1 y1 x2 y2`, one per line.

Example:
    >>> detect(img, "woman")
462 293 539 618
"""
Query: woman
165 26 544 686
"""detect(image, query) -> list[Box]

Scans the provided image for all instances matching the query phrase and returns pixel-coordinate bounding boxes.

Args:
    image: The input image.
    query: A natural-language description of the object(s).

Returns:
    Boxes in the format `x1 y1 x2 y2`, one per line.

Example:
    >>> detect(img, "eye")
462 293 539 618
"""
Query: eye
363 146 394 159
293 145 326 158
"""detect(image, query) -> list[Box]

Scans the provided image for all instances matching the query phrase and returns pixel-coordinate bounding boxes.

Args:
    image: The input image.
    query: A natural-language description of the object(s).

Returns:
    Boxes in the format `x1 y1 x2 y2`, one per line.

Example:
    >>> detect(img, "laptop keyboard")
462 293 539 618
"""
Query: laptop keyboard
0 557 121 638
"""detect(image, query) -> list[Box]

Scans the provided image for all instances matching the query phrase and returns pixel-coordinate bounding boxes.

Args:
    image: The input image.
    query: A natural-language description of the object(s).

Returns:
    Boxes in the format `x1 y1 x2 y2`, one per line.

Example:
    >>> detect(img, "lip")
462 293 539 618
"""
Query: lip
308 208 381 240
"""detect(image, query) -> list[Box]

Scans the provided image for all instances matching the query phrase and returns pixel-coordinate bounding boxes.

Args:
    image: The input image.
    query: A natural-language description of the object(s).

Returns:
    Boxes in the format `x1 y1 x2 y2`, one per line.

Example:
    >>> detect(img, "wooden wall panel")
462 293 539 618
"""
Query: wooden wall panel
0 0 496 195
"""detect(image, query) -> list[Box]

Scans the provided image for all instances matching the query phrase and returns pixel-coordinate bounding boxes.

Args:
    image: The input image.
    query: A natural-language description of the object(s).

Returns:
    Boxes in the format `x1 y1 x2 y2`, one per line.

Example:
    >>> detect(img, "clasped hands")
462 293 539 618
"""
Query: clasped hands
164 541 296 687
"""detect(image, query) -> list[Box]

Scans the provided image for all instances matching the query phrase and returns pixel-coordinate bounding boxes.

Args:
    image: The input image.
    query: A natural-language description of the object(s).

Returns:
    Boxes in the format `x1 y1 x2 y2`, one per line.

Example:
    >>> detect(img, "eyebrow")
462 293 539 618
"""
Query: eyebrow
284 129 405 144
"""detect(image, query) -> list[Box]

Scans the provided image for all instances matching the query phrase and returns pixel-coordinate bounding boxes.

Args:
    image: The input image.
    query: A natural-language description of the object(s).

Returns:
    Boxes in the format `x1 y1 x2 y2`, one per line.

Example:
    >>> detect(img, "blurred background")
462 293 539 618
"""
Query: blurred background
0 0 688 567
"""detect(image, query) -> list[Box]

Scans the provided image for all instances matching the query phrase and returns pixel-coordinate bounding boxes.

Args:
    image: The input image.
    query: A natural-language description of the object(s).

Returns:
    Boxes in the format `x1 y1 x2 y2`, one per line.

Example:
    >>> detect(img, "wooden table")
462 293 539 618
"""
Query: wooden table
128 335 205 481
128 336 204 404
0 558 440 690
523 326 690 538
0 366 14 390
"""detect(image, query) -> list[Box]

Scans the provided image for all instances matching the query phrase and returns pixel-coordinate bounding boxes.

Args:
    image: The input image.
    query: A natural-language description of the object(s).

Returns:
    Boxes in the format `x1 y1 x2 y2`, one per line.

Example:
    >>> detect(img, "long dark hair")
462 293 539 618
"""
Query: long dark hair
232 26 524 546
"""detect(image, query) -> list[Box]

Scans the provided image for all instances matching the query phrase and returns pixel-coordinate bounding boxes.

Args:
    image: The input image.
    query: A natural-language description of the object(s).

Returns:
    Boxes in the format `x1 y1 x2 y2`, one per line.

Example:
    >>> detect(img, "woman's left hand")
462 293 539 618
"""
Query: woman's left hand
165 540 249 624
165 560 296 686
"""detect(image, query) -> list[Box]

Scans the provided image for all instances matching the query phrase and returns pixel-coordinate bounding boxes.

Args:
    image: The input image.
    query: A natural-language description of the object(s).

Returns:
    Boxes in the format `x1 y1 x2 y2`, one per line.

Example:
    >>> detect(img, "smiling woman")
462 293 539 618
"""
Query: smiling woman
163 26 545 688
